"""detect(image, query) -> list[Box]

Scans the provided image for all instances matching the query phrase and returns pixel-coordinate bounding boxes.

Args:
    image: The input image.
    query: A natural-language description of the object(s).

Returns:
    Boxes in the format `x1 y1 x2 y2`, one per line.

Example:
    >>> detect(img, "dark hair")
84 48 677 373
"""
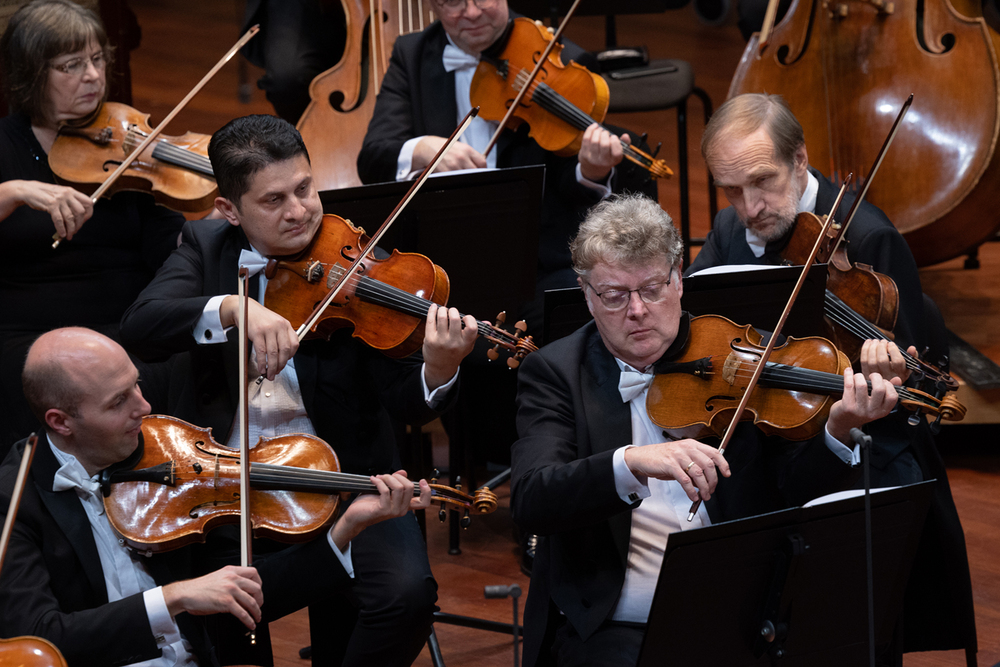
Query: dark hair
208 114 310 205
0 0 111 123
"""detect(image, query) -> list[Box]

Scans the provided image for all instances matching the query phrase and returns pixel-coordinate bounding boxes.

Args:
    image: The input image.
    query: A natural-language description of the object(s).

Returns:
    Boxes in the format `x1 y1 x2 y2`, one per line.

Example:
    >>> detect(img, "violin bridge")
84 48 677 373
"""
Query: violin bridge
722 352 744 386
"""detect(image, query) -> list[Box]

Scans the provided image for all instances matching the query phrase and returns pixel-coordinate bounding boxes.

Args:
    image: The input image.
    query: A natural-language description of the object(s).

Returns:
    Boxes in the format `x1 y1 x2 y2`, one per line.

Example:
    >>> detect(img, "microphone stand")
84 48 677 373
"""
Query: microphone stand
850 427 875 667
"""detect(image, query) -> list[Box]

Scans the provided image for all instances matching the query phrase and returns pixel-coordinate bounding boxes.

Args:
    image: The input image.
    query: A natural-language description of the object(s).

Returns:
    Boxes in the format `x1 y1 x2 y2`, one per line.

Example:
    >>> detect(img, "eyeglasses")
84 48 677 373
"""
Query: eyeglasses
586 278 673 311
50 52 106 78
434 0 499 17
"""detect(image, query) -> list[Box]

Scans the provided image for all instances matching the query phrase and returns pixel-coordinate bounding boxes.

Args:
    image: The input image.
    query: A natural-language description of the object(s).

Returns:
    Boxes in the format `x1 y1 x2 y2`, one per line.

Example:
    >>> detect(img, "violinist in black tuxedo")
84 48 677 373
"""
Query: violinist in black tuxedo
511 194 902 667
357 0 658 326
120 114 478 666
0 327 431 667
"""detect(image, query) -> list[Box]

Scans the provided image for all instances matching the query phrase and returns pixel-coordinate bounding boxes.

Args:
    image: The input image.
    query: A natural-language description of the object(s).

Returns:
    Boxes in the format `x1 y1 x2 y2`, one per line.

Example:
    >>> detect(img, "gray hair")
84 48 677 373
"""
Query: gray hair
570 194 683 279
702 93 804 168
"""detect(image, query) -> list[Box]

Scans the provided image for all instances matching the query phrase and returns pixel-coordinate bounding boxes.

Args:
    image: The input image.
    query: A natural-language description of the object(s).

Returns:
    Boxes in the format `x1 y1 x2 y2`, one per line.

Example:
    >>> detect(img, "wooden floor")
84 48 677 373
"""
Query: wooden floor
126 1 1000 665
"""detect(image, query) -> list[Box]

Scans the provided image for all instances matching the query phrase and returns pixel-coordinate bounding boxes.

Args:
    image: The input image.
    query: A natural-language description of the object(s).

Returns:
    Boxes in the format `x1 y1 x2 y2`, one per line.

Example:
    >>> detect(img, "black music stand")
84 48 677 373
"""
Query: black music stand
637 482 934 666
542 264 829 343
320 165 544 324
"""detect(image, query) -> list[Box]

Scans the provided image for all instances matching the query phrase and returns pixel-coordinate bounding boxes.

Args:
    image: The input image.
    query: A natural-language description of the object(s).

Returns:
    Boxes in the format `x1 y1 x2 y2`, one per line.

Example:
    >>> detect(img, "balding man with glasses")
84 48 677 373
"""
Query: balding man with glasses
509 194 899 667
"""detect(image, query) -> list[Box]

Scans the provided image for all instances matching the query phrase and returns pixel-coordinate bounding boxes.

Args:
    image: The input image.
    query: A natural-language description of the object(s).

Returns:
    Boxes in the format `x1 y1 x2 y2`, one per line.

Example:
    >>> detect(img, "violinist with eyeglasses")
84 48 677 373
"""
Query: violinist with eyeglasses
0 0 187 452
0 327 432 667
509 193 902 667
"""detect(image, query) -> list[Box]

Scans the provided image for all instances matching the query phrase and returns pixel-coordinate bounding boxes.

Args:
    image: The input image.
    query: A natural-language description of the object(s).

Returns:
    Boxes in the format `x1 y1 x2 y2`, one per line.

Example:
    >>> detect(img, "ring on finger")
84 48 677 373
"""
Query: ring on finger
685 461 696 472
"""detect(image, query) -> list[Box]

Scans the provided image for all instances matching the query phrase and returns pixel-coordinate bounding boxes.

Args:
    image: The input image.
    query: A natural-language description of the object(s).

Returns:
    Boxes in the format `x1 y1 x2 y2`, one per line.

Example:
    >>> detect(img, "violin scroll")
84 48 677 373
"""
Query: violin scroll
484 311 538 368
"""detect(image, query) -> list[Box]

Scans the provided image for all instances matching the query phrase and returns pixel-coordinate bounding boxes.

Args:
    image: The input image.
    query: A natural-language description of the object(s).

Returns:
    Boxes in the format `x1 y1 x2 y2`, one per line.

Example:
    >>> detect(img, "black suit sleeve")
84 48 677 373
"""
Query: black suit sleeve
120 220 216 361
511 350 632 536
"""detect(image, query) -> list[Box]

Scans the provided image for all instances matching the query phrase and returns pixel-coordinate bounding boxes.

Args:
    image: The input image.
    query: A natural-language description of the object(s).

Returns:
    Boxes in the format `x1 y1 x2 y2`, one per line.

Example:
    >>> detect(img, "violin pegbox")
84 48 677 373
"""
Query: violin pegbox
484 311 539 368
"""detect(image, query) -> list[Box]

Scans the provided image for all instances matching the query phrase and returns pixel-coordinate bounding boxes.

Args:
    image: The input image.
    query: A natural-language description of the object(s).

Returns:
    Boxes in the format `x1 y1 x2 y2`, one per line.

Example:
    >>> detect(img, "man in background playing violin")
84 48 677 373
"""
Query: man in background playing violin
510 193 900 667
356 0 658 328
0 326 432 666
688 93 977 657
120 113 478 667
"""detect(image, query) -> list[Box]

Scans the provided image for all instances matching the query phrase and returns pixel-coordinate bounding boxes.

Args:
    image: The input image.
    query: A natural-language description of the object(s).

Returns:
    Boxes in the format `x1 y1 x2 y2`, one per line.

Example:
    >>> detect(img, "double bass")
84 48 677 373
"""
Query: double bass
730 0 1000 266
297 0 438 190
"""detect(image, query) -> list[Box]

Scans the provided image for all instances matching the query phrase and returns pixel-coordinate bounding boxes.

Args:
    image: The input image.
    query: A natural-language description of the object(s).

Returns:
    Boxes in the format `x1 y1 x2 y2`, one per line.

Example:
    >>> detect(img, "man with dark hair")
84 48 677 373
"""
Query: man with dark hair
0 327 430 666
511 193 901 667
120 114 478 666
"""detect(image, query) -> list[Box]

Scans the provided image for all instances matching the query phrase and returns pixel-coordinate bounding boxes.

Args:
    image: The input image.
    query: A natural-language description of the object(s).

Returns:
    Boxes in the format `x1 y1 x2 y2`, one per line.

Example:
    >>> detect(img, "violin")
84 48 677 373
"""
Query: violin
645 315 967 441
49 102 216 213
782 211 959 394
0 435 70 667
101 415 499 555
264 214 538 366
470 17 672 179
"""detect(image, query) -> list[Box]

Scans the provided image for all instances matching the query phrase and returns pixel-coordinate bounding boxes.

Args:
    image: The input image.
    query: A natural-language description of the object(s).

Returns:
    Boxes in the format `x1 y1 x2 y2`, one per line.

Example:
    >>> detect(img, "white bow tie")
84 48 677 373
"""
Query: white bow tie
618 368 654 403
443 44 479 72
53 459 100 498
238 248 269 277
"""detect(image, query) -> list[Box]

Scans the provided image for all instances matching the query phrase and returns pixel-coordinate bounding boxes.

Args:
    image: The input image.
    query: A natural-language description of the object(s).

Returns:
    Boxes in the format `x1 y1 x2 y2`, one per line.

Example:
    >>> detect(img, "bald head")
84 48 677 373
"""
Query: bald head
22 327 124 426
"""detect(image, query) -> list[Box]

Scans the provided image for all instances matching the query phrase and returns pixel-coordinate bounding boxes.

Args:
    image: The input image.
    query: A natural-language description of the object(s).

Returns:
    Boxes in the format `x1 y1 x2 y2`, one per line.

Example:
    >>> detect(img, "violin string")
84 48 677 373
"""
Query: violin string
128 127 216 177
509 68 655 171
317 264 522 346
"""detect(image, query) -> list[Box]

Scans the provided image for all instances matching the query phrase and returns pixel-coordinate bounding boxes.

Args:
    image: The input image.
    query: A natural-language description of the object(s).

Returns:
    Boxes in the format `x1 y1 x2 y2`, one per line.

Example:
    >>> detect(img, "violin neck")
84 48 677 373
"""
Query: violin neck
760 362 931 411
348 273 516 345
250 462 419 497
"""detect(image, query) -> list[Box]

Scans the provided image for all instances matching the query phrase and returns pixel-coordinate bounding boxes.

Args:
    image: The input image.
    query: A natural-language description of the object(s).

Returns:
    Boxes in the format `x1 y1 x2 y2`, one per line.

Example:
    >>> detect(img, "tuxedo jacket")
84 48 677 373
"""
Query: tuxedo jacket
356 19 657 278
687 167 927 356
0 436 349 667
510 318 859 667
119 218 449 476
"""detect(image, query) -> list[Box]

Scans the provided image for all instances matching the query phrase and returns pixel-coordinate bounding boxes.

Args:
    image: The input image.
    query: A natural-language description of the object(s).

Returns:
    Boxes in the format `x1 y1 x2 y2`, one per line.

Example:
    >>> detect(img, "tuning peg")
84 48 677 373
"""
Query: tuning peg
652 141 662 158
488 312 508 362
431 468 440 485
454 476 462 492
460 510 471 529
439 505 447 522
507 320 530 369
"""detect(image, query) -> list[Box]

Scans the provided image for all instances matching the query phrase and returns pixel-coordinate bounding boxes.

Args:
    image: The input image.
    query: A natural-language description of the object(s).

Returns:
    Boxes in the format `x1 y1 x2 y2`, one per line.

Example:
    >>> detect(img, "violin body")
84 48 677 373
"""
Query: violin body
730 0 1000 266
265 214 450 357
49 102 217 212
472 18 609 157
0 636 67 667
647 315 850 441
105 415 340 554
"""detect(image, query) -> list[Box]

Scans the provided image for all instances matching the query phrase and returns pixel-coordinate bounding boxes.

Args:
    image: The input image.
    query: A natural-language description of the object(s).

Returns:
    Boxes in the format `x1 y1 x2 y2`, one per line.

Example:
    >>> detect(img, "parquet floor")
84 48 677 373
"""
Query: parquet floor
125 1 1000 665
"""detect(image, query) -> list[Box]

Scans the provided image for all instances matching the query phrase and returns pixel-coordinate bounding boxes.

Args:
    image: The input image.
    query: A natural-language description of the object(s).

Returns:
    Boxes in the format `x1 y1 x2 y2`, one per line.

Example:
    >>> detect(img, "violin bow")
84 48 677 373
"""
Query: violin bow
51 25 261 249
828 93 913 258
686 175 853 521
757 0 781 50
0 433 38 574
482 0 584 159
281 107 480 362
236 267 255 646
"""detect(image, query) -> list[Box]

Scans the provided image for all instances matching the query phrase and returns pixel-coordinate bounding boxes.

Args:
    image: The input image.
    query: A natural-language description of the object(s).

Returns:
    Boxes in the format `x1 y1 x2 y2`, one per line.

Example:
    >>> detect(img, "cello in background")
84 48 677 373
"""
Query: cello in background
729 0 1000 267
297 0 437 190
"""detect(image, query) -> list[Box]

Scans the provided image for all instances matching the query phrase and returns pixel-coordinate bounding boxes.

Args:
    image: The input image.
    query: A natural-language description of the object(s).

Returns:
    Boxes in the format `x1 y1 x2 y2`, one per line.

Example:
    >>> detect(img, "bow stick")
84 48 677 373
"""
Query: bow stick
686 174 853 521
0 433 38 573
51 25 260 248
236 267 255 645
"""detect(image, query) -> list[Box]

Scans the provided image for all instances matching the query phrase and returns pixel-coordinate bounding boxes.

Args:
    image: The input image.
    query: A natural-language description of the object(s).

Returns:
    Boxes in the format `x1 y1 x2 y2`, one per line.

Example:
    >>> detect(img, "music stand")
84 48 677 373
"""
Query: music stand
319 165 545 323
542 264 829 343
637 482 934 666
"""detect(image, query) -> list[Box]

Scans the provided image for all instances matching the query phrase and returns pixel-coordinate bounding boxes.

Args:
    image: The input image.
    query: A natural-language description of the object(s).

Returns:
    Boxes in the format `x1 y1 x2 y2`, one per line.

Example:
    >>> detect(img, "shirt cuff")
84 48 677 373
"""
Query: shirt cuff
397 137 424 181
422 363 458 408
575 163 615 197
144 587 183 647
824 424 862 466
193 294 231 344
326 528 355 579
613 445 650 504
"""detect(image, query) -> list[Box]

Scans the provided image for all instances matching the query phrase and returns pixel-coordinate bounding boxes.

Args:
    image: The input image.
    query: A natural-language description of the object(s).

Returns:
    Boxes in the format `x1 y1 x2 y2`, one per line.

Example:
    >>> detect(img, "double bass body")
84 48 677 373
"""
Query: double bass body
730 0 1000 267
